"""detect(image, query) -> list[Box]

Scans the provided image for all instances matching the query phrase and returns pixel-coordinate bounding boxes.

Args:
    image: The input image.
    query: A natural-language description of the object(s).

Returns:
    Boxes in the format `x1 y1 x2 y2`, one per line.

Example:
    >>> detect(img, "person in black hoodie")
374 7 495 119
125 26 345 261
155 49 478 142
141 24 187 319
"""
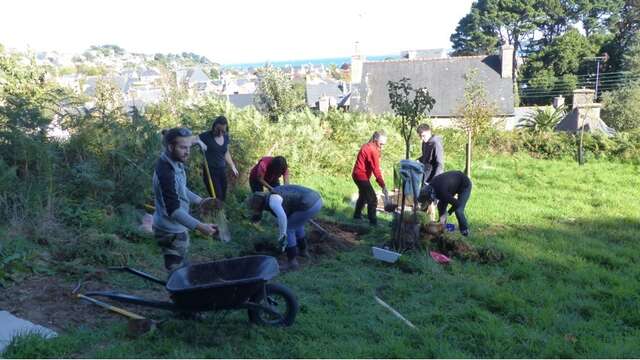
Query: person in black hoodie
420 170 472 236
416 124 444 183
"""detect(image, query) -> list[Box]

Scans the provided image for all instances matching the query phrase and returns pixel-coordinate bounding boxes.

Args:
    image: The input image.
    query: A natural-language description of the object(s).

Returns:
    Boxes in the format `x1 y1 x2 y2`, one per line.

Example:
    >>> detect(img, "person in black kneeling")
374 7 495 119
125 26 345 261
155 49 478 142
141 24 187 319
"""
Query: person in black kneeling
421 170 472 236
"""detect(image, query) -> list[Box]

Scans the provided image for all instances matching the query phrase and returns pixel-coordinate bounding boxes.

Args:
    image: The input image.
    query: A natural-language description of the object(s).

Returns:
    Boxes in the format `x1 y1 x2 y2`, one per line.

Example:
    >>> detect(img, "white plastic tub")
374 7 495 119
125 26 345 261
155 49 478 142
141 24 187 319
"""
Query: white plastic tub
372 246 401 263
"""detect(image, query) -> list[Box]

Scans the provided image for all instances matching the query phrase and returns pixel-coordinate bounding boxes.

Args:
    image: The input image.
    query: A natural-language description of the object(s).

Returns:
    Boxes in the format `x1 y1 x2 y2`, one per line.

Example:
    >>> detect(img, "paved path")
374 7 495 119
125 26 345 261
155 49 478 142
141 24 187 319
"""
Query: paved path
0 310 57 354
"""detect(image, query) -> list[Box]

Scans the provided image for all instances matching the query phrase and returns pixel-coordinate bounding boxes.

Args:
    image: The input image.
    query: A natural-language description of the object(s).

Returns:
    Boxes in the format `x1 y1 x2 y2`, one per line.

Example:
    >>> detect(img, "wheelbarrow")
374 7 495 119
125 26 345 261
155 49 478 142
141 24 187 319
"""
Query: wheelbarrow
77 255 299 327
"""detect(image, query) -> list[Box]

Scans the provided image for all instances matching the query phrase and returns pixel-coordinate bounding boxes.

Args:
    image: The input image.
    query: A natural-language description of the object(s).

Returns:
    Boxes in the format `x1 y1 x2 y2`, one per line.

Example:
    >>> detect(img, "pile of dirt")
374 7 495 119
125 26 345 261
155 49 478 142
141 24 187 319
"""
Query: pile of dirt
306 220 362 256
426 234 504 264
245 220 364 260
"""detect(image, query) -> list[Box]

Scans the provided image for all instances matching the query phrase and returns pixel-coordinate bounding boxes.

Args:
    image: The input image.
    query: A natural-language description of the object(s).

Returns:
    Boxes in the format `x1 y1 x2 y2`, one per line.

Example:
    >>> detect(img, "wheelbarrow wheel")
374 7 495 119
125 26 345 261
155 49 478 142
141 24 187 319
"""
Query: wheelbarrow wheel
248 283 298 327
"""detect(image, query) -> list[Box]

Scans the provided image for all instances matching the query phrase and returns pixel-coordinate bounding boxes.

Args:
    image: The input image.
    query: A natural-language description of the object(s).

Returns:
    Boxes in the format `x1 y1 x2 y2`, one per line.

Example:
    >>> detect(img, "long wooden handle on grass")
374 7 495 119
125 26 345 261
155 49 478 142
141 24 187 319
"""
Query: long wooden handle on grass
76 293 146 320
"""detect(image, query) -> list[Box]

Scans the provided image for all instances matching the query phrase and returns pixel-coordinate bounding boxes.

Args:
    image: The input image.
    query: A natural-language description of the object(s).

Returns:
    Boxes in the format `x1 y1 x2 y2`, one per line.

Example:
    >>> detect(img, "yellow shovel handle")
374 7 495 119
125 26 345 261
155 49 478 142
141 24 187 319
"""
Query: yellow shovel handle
201 150 217 199
76 294 146 320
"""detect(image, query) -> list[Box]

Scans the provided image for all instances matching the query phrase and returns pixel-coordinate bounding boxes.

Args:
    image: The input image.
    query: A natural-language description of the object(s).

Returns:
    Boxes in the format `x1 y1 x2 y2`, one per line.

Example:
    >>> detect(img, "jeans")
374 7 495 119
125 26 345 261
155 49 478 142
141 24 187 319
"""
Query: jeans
286 198 323 247
354 179 377 224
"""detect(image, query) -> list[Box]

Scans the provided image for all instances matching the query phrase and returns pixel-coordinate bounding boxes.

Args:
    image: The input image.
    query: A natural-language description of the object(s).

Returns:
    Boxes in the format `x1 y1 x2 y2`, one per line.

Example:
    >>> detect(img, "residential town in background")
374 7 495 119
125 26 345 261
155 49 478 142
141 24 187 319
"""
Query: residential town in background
4 40 613 138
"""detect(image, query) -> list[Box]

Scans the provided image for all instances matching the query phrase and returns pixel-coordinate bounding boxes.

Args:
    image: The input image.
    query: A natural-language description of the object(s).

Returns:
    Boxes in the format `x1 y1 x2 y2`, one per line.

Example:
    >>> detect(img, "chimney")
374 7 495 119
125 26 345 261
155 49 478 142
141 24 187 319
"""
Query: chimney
572 88 595 109
350 41 365 85
553 96 565 109
401 50 417 60
500 44 514 79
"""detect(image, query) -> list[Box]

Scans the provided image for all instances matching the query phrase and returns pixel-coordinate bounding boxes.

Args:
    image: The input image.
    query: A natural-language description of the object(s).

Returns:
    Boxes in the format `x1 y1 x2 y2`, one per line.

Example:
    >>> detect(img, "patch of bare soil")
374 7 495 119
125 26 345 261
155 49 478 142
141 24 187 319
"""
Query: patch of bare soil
242 219 366 268
0 274 168 332
306 220 362 255
424 232 504 264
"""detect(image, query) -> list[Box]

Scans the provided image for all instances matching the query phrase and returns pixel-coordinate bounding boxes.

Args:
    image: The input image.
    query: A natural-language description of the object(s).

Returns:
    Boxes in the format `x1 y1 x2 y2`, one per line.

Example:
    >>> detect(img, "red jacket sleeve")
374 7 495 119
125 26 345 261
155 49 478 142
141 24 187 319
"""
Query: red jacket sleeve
370 147 385 189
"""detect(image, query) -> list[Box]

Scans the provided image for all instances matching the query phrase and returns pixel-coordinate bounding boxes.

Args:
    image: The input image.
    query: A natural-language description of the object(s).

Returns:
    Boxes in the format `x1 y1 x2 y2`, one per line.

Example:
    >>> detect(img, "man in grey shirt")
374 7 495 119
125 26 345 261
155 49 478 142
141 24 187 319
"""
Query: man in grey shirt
153 128 218 271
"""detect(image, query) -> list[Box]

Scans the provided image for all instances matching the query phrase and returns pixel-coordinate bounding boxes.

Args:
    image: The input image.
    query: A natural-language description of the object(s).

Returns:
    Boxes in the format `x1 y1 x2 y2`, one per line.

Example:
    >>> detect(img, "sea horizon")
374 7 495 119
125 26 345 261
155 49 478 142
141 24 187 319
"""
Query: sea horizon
222 54 397 69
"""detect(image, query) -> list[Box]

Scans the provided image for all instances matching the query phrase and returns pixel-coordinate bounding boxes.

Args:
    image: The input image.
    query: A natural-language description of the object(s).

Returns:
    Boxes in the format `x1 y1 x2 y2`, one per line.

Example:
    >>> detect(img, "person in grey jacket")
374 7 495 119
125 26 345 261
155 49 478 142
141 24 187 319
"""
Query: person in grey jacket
247 185 323 271
417 123 444 183
153 128 218 271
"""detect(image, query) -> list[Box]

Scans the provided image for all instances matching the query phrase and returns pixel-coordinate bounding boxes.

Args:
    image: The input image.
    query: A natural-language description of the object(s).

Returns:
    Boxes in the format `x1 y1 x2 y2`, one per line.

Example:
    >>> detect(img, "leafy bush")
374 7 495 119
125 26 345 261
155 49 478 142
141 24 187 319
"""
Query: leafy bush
601 83 640 131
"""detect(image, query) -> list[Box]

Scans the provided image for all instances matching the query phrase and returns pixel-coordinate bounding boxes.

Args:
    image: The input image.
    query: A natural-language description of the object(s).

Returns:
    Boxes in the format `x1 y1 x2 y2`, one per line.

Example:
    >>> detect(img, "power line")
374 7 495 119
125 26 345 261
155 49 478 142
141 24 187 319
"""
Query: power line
518 83 629 97
518 77 639 93
516 71 634 83
519 74 637 84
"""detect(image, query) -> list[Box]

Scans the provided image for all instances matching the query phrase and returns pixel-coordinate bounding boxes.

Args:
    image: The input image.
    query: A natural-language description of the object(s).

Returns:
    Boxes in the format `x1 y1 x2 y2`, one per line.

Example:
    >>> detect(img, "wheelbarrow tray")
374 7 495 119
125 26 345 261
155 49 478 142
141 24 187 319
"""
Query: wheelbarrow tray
166 255 279 311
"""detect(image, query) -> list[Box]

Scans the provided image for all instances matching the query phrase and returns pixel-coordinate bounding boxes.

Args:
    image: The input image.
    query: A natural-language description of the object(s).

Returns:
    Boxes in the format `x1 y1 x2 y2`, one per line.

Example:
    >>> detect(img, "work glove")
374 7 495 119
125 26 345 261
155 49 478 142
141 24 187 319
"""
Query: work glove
277 234 287 252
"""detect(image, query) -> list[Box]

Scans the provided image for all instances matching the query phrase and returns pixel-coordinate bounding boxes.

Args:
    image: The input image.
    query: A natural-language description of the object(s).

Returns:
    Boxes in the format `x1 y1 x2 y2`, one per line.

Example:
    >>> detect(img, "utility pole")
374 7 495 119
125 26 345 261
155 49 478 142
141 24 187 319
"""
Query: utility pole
584 53 609 101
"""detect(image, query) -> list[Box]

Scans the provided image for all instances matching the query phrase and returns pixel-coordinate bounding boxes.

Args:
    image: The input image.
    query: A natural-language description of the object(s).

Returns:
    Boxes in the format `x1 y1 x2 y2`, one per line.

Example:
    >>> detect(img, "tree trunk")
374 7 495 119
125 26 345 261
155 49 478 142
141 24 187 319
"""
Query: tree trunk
404 135 410 159
464 130 472 179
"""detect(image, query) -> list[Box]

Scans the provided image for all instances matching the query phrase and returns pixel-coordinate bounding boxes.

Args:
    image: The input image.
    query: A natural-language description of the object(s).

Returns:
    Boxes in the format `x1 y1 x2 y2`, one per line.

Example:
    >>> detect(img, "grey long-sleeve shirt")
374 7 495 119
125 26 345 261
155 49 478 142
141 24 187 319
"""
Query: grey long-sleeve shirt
152 151 203 233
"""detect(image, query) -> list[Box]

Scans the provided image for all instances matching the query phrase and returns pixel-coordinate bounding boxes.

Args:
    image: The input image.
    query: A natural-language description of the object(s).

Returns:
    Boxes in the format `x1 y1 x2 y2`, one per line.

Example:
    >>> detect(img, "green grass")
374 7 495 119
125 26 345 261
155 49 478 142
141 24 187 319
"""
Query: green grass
3 155 640 358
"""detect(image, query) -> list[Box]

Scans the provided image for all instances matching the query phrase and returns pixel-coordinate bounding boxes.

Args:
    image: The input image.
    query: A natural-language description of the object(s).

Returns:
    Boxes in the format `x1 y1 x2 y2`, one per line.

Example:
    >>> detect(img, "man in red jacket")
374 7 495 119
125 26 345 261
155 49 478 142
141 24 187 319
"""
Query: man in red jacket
352 130 388 226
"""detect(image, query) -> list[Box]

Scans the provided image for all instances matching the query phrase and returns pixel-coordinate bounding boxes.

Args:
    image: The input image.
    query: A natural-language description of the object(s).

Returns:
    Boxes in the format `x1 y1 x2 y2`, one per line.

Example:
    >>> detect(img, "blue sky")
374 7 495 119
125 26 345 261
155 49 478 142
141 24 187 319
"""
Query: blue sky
1 0 474 64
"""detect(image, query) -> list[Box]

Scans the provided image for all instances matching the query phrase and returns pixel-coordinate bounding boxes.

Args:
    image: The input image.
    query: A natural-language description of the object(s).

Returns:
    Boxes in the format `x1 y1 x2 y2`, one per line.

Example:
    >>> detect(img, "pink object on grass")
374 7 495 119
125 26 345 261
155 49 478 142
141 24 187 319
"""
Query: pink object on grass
430 251 451 264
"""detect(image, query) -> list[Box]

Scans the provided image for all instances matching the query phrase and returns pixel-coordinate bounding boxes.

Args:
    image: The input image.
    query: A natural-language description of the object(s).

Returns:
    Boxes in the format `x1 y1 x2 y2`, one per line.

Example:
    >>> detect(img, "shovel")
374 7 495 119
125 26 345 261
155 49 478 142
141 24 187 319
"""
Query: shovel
72 281 157 337
201 149 231 243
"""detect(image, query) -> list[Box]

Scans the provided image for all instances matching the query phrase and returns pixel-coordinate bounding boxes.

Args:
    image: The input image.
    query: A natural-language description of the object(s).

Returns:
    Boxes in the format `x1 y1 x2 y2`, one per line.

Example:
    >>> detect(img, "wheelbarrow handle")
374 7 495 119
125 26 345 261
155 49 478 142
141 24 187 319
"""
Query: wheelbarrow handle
108 266 167 286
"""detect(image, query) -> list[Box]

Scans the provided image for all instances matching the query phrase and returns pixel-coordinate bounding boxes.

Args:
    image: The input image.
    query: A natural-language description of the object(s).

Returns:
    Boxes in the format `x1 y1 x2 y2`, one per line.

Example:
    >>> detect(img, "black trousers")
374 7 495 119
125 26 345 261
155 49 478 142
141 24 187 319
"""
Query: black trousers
249 177 280 193
437 183 472 231
203 165 227 202
354 179 377 224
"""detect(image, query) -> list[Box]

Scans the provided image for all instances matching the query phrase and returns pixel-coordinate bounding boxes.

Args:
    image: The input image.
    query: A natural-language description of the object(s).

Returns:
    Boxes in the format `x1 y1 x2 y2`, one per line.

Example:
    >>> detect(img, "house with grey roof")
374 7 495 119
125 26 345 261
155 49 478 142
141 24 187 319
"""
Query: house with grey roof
176 67 213 94
351 45 515 126
226 93 255 109
305 78 350 112
140 68 161 84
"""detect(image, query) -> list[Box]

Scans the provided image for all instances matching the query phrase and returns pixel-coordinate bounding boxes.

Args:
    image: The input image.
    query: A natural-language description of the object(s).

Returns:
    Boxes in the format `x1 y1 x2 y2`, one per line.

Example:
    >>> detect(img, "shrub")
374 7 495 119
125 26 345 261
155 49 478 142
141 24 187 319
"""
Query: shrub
517 106 566 133
601 83 640 131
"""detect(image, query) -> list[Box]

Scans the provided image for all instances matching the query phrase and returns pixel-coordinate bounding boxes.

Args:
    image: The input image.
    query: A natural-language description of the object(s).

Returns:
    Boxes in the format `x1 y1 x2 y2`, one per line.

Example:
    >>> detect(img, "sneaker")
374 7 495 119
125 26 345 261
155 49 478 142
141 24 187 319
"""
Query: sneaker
460 229 469 237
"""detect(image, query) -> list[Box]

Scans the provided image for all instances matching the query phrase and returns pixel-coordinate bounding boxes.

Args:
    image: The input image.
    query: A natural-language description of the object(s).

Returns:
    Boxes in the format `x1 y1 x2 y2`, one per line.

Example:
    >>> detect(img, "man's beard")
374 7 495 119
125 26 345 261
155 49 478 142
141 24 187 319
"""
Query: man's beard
171 149 188 163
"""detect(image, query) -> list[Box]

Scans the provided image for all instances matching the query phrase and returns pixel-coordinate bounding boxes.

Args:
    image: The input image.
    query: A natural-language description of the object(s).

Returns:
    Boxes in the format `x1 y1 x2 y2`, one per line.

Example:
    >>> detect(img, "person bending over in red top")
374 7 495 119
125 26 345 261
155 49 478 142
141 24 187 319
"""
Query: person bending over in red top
249 156 290 192
352 130 388 226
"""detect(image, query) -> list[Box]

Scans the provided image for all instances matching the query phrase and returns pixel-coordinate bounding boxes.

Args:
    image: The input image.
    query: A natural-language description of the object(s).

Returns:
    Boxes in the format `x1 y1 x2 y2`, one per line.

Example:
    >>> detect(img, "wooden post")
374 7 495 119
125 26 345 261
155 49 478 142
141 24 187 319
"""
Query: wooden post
464 130 472 179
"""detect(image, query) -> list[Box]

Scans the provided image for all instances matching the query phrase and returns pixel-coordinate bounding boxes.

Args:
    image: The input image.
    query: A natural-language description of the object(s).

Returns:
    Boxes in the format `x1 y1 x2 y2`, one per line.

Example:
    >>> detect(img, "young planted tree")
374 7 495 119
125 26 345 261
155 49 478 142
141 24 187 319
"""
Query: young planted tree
456 69 497 179
387 77 436 159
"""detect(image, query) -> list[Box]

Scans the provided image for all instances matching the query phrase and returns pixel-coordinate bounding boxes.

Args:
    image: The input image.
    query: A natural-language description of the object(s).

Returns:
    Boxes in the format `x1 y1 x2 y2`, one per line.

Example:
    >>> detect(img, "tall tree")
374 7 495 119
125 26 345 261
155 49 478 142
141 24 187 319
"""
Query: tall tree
573 0 625 36
451 0 545 76
450 6 500 56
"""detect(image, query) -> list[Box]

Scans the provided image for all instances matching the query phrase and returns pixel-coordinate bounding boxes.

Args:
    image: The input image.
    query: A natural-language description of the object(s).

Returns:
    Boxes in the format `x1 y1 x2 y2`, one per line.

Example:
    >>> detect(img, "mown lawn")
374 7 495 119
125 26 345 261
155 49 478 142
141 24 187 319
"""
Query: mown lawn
4 155 640 358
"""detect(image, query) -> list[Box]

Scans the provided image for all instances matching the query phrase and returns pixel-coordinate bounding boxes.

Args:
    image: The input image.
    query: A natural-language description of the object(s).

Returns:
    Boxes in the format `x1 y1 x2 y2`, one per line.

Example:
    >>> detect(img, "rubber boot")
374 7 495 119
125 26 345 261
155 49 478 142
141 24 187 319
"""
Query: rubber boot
281 246 300 271
298 237 310 258
164 254 183 272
